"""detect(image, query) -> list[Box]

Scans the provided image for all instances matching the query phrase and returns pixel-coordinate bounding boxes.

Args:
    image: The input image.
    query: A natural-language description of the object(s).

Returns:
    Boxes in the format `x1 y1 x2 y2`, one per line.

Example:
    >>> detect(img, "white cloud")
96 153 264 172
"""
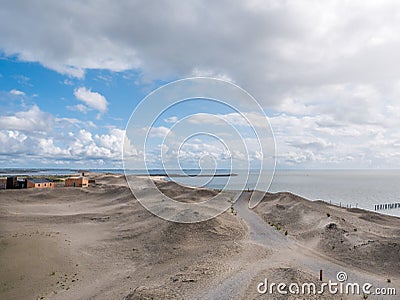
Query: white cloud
0 105 93 134
9 89 25 96
0 104 128 166
0 126 127 164
2 1 400 168
2 1 399 92
65 128 129 161
67 104 90 113
191 68 233 82
269 111 400 168
146 126 171 138
0 105 52 131
0 130 28 154
95 128 124 153
73 87 108 113
63 79 74 85
187 112 269 128
164 116 178 123
38 138 69 156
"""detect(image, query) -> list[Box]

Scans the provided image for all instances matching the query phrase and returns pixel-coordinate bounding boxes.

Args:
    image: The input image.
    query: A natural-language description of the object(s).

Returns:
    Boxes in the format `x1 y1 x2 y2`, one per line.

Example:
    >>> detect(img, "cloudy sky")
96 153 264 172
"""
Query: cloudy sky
1 0 400 169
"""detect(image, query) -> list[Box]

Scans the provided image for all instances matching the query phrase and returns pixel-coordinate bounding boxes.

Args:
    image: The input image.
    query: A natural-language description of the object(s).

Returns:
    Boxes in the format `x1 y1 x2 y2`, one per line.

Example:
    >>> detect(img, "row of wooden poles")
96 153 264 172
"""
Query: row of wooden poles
374 203 400 211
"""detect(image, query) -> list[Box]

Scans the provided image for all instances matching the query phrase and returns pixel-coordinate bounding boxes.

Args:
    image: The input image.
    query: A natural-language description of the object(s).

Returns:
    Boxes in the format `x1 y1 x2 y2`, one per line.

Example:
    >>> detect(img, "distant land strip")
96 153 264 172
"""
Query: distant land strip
149 173 237 177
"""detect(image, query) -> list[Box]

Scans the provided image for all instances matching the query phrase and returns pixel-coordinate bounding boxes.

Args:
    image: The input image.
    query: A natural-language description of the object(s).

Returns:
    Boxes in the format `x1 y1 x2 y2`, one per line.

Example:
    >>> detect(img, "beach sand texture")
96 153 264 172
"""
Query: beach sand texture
0 174 399 299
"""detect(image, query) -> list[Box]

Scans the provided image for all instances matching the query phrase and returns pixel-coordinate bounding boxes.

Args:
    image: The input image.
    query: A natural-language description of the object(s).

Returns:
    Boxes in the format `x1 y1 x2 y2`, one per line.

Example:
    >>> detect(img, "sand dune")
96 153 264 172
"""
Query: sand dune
254 192 400 277
0 174 399 299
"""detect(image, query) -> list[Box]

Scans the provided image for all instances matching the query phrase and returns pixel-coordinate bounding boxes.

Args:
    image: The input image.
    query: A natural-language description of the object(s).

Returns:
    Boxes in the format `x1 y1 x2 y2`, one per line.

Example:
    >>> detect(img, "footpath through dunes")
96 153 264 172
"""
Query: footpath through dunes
198 192 400 300
253 192 400 278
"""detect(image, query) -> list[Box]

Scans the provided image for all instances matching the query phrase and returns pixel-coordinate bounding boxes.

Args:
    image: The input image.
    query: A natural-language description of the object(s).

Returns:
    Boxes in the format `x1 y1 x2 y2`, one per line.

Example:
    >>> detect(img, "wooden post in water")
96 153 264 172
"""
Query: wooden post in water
320 269 323 281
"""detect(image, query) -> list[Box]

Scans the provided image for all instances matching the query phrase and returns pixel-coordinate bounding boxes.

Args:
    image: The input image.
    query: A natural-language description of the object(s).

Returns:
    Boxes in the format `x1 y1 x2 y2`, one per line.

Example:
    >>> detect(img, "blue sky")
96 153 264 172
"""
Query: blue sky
0 56 169 168
1 1 400 169
0 57 148 129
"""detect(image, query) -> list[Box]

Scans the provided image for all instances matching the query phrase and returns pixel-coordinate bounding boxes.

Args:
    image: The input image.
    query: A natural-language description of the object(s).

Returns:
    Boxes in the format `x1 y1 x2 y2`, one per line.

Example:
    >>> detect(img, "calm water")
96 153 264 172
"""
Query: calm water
270 169 400 217
167 169 400 217
2 168 400 217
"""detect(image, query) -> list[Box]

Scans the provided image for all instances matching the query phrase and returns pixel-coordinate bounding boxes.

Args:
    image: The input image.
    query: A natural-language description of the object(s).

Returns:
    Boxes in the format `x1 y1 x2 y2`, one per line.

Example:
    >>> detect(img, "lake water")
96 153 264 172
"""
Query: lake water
1 168 399 217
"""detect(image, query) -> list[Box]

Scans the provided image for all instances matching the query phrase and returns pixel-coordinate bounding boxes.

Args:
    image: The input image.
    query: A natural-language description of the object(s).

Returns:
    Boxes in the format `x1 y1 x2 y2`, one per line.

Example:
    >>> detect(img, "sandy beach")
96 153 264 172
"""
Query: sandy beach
1 174 399 299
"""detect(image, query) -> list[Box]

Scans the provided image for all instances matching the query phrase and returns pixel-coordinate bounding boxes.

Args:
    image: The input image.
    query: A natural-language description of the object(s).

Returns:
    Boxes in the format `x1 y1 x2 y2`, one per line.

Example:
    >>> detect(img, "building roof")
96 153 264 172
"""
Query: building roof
26 178 53 184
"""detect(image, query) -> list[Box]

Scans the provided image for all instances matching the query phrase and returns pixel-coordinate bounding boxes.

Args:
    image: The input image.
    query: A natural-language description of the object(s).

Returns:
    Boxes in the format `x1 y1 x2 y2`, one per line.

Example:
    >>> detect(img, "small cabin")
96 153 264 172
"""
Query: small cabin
65 177 88 188
0 177 6 190
26 178 55 189
1 176 28 189
6 176 18 189
17 178 27 189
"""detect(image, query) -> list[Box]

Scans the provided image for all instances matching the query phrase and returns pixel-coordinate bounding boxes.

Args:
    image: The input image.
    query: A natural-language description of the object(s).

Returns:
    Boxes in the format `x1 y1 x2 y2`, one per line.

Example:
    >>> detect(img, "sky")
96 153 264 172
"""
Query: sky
1 0 400 169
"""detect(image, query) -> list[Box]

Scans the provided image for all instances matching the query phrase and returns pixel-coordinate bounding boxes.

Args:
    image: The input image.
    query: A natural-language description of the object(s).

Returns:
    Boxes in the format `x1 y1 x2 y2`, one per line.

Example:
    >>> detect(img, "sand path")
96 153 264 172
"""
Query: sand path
199 192 399 300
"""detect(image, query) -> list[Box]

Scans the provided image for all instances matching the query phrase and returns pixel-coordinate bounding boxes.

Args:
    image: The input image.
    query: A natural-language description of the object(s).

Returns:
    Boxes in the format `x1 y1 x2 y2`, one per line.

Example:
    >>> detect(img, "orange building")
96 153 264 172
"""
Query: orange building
65 177 88 187
26 178 55 189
